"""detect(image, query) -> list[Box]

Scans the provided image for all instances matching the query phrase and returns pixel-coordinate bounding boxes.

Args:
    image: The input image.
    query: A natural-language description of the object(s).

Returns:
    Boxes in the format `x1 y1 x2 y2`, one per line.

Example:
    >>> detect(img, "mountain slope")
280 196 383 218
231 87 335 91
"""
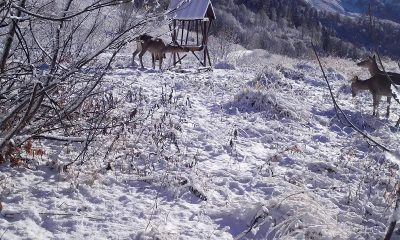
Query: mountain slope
1 50 400 239
212 0 400 58
307 0 400 23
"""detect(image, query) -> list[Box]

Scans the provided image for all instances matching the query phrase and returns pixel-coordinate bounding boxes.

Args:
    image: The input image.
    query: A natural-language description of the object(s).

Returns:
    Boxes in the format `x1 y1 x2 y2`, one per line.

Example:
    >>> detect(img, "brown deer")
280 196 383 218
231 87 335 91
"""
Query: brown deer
351 75 392 117
132 34 188 70
357 55 400 84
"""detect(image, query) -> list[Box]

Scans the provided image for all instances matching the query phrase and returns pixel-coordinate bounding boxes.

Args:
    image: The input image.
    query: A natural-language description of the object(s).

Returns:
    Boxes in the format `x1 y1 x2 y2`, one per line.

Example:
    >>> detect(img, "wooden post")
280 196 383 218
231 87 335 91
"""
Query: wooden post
185 20 190 45
203 20 208 66
206 20 212 66
173 20 177 66
180 20 185 46
196 20 199 45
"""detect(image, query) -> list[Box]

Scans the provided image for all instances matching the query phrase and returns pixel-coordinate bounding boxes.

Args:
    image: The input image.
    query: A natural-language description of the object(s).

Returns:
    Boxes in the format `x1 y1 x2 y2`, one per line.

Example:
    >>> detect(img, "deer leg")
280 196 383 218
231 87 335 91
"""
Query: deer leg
152 54 155 69
372 94 377 116
386 96 391 118
132 42 142 65
159 53 163 70
138 50 146 69
373 95 382 117
132 49 139 65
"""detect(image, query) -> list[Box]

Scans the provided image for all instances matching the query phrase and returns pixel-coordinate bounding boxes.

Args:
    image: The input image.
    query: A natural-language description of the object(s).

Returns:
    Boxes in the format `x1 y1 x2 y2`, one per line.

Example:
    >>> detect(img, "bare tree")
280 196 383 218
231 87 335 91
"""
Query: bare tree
0 0 162 166
210 26 239 63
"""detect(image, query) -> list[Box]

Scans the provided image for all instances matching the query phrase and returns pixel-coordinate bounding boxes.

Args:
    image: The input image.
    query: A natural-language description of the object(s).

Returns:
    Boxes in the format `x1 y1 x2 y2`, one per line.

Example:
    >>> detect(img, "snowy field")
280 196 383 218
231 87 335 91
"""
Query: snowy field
1 50 400 239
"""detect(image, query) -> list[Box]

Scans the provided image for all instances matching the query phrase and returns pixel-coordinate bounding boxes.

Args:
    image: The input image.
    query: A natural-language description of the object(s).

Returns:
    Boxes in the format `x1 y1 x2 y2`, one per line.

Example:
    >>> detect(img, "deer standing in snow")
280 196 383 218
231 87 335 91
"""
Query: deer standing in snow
357 55 400 84
132 34 188 70
356 55 400 119
350 75 392 117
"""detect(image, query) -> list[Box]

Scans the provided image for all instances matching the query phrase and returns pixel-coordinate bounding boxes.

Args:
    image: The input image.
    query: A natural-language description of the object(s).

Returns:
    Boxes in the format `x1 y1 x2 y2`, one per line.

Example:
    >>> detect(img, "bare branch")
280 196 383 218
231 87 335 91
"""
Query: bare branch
384 184 400 240
11 0 133 22
0 0 26 73
32 135 86 142
0 83 40 150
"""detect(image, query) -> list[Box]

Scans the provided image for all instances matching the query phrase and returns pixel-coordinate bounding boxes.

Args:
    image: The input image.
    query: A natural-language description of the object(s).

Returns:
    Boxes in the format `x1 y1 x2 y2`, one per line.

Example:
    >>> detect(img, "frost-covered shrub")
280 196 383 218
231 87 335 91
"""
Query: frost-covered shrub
232 88 309 121
266 193 351 239
249 66 289 88
232 66 310 121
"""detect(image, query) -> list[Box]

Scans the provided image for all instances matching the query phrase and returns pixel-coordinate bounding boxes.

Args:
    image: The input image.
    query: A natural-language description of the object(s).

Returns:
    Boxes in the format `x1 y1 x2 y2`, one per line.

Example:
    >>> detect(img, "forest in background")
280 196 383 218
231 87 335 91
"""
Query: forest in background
208 0 400 59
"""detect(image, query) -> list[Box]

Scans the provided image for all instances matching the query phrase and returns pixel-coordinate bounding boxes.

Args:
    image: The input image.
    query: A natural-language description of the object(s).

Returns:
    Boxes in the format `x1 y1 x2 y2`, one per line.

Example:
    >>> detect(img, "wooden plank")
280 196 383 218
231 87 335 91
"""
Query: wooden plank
196 20 199 45
185 21 190 45
180 20 185 45
173 54 187 65
203 21 207 66
197 66 212 72
205 21 212 66
183 45 203 51
191 51 205 66
206 46 211 66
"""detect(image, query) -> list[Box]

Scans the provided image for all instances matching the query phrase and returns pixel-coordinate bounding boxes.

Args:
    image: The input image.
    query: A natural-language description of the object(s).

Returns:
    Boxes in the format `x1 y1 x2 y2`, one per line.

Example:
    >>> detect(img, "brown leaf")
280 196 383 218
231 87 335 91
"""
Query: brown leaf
35 149 45 157
23 139 33 155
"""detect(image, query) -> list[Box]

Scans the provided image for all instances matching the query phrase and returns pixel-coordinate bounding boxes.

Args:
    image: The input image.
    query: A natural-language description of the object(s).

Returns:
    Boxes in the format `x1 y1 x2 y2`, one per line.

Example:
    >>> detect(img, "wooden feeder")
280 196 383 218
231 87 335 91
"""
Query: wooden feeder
168 0 216 68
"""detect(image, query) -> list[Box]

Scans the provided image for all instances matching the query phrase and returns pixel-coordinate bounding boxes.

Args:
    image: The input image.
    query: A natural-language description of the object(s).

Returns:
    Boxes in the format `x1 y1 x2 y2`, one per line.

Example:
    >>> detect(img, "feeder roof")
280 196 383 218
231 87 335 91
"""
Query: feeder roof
168 0 216 20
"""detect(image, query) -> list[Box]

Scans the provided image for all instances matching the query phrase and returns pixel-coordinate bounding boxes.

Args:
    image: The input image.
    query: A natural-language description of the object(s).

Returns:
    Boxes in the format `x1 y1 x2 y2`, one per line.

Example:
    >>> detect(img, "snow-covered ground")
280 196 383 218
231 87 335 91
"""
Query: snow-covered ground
1 50 400 239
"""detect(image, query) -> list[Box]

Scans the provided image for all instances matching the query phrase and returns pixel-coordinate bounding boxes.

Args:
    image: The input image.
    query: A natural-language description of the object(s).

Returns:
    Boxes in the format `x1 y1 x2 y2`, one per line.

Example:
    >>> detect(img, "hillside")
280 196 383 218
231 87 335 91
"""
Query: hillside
307 0 400 23
211 0 400 58
1 50 400 239
2 1 400 239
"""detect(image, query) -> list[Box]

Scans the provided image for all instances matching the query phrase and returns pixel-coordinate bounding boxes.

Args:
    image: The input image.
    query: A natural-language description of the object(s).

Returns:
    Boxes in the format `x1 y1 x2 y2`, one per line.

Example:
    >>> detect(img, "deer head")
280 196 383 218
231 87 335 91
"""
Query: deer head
357 55 376 67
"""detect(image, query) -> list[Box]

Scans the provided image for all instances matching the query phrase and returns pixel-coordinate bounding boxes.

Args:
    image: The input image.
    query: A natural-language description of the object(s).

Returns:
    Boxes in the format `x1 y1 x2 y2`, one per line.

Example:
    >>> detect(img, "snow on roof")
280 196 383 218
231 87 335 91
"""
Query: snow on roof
168 0 216 20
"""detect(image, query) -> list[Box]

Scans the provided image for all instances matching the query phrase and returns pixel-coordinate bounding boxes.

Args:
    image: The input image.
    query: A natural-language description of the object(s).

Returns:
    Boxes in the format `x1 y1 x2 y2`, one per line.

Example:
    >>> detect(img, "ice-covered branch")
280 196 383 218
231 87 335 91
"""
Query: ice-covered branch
11 0 132 22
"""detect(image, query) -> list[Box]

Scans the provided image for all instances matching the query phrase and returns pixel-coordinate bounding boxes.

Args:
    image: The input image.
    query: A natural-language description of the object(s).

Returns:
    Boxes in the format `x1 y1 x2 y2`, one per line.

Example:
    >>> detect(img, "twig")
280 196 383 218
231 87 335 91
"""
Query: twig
2 211 105 221
145 186 161 232
11 0 132 22
384 184 400 240
311 42 391 152
38 212 105 221
235 207 269 240
32 135 86 142
0 229 7 240
375 52 399 91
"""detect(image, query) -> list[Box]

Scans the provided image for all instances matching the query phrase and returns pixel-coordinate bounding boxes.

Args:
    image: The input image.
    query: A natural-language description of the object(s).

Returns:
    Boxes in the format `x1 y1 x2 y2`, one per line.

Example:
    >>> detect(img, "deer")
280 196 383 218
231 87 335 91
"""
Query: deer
357 55 400 84
132 34 188 70
350 75 392 117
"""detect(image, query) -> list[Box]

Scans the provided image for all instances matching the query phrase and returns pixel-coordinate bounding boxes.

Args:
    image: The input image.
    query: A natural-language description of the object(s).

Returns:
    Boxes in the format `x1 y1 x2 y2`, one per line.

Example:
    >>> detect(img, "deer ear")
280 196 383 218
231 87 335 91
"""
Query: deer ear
350 76 358 82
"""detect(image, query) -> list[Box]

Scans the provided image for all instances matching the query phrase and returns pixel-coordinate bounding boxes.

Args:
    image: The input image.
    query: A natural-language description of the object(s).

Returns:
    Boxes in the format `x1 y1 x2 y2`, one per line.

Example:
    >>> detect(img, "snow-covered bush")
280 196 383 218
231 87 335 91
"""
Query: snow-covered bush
249 66 287 88
232 88 309 121
232 67 310 121
43 78 201 200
